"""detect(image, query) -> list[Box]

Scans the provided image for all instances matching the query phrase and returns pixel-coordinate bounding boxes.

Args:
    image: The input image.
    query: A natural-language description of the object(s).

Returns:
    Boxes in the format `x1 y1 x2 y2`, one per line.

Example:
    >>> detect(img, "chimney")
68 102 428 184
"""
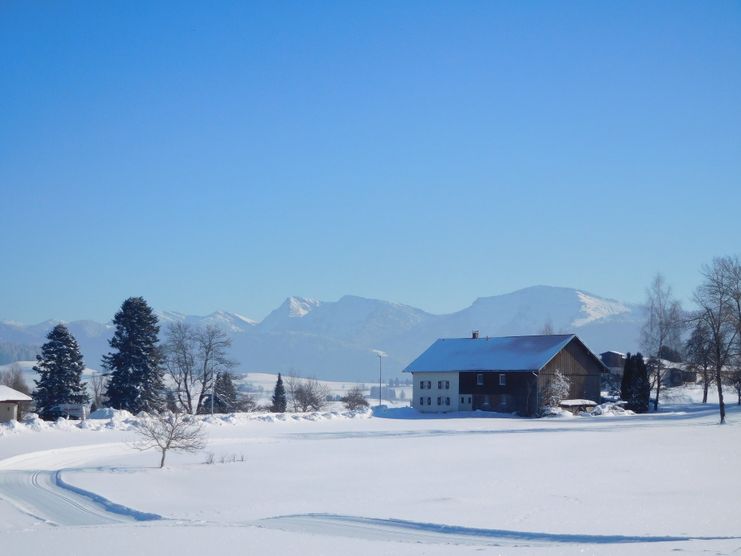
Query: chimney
472 330 480 339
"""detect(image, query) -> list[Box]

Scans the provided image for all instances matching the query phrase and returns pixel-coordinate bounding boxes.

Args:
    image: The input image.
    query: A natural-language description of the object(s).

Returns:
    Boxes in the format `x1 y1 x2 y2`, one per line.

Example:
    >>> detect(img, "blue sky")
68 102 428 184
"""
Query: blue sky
1 1 740 323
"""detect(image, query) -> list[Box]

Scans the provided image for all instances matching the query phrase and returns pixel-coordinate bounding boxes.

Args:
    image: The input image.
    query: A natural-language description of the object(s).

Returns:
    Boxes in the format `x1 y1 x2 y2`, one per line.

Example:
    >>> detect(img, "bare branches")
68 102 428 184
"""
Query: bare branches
0 363 30 395
89 373 108 409
132 411 206 468
341 386 369 411
285 375 330 412
692 257 741 424
163 323 236 414
641 273 684 411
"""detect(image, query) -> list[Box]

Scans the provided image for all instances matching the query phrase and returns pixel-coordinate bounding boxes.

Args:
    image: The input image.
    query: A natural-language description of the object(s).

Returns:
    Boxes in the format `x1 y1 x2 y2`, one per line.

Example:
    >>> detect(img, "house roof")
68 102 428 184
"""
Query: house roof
0 385 32 402
403 334 600 373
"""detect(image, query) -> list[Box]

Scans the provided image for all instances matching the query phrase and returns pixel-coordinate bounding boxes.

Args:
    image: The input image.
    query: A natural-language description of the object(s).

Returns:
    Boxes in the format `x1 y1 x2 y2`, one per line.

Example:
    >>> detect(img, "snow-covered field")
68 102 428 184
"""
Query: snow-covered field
1 395 740 555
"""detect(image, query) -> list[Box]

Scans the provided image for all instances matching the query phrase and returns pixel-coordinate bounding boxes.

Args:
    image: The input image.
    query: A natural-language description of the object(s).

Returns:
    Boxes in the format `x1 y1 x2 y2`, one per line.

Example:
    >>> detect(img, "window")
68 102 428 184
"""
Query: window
427 397 431 406
468 397 472 403
420 381 425 390
419 397 424 406
445 397 450 406
438 380 442 389
445 380 450 389
460 396 465 404
476 373 484 386
426 380 432 389
499 373 506 386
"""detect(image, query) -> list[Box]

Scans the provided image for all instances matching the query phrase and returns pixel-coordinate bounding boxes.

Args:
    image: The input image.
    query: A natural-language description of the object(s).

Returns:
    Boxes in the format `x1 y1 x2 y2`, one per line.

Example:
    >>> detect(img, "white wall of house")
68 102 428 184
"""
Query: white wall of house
412 372 460 412
0 402 18 423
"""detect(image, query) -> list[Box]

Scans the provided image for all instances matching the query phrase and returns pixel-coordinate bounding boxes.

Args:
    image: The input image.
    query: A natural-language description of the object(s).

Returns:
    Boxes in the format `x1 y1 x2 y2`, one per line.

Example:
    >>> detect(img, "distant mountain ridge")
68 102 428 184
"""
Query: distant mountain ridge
0 286 643 380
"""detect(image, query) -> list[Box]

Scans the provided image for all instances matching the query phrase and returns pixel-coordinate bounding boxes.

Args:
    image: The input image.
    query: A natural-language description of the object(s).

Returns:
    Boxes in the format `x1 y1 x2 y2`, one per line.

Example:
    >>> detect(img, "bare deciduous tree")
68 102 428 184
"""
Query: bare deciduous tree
725 369 741 405
163 322 198 414
685 320 714 403
194 325 235 414
693 257 739 424
89 373 108 409
287 376 330 412
0 363 30 394
341 386 369 410
163 323 235 414
132 411 206 468
641 274 684 411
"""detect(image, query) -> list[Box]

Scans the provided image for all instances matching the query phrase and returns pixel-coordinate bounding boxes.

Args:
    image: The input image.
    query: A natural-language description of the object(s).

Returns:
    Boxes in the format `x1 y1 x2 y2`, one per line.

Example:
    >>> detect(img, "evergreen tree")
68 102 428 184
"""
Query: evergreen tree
212 371 239 413
634 354 651 413
33 324 90 420
620 352 634 405
271 373 287 412
621 353 650 413
103 297 164 413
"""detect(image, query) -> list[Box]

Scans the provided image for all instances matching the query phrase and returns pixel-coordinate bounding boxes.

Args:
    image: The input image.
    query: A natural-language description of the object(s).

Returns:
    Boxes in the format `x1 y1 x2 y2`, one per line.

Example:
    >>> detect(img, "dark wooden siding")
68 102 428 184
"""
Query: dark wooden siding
538 339 602 403
457 337 603 416
459 372 537 415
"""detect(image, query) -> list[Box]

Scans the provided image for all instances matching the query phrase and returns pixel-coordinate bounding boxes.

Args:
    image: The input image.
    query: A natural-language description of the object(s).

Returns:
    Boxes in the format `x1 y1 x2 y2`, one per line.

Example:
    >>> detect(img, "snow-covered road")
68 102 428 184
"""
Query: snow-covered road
0 442 161 526
0 469 133 526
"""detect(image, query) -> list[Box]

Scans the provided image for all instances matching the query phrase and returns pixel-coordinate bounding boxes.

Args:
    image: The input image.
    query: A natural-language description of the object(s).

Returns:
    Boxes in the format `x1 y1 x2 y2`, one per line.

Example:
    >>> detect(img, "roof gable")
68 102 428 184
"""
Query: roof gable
0 385 32 402
403 334 577 373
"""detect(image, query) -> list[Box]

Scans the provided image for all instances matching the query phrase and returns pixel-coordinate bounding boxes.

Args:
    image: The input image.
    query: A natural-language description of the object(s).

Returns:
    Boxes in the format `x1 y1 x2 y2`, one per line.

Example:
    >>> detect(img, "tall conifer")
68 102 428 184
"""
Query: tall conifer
271 373 287 412
33 324 90 420
103 297 164 413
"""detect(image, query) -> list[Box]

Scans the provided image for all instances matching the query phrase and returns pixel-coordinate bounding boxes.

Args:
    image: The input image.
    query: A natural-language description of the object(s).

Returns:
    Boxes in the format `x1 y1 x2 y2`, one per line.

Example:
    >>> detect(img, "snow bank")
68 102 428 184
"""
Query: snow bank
587 402 635 417
0 408 372 436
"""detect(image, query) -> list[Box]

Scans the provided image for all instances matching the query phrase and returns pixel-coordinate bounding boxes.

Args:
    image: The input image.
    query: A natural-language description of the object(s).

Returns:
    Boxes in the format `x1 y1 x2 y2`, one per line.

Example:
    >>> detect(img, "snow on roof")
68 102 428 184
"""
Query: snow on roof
0 385 32 402
403 334 577 373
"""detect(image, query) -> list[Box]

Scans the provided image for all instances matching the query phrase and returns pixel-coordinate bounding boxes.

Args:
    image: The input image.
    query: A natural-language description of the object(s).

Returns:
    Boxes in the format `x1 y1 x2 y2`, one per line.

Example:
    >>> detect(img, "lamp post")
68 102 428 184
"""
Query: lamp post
372 350 387 408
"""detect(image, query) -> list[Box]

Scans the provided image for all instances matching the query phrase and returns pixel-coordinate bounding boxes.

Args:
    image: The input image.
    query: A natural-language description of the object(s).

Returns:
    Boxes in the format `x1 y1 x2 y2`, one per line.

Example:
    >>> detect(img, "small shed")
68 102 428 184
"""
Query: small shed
0 385 32 423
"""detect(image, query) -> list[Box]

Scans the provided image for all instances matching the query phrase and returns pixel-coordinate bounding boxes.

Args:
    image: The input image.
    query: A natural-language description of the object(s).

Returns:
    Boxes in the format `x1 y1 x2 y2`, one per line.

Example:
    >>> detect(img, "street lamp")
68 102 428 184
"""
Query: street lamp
372 349 387 408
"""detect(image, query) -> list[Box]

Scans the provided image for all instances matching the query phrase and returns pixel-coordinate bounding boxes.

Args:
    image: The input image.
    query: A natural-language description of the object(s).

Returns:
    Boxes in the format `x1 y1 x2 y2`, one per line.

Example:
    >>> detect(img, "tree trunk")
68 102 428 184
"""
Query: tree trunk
702 368 709 403
160 449 167 468
715 368 725 424
653 369 661 412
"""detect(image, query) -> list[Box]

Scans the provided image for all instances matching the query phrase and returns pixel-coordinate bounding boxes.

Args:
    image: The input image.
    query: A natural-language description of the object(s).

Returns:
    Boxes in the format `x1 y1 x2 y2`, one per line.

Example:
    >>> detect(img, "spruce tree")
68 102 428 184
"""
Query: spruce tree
271 373 287 412
103 297 164 413
621 353 651 413
33 324 90 420
634 353 651 413
620 352 634 406
212 371 238 413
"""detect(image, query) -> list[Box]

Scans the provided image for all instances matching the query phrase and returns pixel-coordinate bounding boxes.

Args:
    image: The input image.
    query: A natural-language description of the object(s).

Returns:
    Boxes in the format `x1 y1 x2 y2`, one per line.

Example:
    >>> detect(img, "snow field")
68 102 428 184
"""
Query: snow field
1 401 739 555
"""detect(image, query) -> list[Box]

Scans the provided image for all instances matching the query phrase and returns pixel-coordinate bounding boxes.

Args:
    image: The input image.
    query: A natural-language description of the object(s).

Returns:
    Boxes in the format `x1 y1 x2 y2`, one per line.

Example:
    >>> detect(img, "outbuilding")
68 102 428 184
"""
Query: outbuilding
0 385 32 423
404 333 607 416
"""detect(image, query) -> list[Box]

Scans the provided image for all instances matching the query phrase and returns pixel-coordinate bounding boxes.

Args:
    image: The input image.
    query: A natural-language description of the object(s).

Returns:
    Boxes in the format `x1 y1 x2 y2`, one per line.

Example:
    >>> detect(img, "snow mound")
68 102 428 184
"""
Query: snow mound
1 407 372 436
587 402 636 417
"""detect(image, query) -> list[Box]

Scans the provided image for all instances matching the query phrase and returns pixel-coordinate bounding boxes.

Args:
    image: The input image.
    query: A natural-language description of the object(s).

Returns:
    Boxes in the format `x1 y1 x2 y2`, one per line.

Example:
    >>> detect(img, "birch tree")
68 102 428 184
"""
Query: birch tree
641 274 684 411
693 258 738 424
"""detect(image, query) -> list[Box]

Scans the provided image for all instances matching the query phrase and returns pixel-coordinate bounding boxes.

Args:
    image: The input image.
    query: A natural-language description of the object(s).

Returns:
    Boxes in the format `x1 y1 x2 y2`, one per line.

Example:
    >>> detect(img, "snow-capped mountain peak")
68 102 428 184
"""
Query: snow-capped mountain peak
285 296 321 318
572 290 632 327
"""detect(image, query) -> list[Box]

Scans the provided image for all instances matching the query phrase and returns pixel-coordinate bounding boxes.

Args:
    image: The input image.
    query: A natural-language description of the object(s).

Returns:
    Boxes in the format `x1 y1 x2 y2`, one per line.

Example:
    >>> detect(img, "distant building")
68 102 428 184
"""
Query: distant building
404 333 607 416
600 351 627 376
0 385 32 423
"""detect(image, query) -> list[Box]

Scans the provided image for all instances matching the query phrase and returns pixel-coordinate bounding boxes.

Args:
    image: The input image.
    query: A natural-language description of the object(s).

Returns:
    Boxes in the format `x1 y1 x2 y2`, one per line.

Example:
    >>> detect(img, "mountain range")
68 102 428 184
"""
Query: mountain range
0 286 643 381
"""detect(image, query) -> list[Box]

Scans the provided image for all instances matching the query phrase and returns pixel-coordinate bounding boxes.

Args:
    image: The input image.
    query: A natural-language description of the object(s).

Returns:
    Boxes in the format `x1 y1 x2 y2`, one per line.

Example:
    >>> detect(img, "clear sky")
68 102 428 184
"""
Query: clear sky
1 1 739 324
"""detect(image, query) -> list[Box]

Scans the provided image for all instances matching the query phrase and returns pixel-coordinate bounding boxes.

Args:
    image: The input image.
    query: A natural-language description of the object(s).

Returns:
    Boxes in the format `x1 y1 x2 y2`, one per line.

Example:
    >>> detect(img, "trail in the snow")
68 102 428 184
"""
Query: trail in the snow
256 514 741 547
0 470 137 526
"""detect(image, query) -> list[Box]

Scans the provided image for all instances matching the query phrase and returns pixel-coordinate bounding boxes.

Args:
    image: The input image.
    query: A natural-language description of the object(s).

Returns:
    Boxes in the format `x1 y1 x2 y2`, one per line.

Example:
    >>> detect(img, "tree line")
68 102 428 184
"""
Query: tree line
28 296 370 420
634 256 741 423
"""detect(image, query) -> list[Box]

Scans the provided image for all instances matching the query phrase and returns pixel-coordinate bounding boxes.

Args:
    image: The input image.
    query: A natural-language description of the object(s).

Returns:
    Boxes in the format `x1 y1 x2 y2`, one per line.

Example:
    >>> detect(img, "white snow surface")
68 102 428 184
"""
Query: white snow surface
0 393 739 555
